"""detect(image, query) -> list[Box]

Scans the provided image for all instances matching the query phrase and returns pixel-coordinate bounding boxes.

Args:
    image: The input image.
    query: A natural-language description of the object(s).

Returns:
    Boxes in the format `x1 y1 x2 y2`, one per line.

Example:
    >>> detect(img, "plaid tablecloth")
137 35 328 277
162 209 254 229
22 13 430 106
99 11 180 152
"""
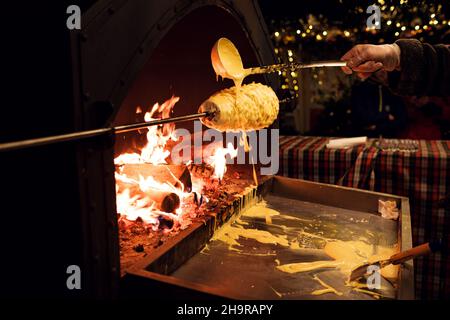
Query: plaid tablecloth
279 136 450 299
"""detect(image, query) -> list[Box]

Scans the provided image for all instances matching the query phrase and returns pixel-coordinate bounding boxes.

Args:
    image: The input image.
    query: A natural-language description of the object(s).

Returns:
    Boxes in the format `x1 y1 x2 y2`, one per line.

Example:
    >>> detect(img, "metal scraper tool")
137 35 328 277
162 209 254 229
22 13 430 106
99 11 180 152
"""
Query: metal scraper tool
349 242 439 282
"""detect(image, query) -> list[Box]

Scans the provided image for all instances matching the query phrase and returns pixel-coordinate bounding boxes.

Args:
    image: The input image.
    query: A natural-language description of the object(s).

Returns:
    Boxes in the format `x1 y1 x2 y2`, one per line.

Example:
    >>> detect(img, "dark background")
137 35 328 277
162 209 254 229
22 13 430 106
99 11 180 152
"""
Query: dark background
0 1 97 297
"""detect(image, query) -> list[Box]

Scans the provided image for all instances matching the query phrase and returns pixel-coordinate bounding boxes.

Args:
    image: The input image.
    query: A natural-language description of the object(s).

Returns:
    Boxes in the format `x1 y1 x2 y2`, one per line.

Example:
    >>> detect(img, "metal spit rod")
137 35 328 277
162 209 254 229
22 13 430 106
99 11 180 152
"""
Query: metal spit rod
0 97 295 152
0 112 212 152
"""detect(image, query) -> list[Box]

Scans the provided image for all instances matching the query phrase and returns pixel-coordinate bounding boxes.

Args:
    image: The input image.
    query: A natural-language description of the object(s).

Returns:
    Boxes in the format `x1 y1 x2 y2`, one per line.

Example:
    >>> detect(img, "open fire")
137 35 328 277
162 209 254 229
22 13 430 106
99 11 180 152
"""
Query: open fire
114 96 238 235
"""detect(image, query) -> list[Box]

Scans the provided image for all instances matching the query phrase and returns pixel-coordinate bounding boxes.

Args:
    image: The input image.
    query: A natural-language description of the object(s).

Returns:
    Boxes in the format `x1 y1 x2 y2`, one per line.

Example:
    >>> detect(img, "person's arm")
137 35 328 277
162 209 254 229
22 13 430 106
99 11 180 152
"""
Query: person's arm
389 39 449 96
341 39 450 97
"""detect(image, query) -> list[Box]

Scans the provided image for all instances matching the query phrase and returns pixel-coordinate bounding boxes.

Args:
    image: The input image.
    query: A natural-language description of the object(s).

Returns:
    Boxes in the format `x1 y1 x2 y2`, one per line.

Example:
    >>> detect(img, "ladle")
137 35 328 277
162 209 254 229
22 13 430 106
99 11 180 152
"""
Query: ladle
211 37 346 81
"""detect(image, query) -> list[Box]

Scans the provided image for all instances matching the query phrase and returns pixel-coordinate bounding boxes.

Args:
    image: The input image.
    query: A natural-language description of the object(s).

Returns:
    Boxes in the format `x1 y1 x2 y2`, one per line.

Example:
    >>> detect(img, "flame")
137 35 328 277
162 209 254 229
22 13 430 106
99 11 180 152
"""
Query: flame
114 96 179 166
115 170 189 228
206 142 238 180
114 95 237 233
115 97 185 230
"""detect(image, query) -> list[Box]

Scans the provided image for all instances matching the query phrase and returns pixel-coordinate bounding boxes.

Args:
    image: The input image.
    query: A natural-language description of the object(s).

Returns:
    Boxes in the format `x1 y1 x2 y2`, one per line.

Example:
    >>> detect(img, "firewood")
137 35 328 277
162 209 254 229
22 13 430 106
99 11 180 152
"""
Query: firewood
146 189 180 213
118 164 192 192
116 180 181 213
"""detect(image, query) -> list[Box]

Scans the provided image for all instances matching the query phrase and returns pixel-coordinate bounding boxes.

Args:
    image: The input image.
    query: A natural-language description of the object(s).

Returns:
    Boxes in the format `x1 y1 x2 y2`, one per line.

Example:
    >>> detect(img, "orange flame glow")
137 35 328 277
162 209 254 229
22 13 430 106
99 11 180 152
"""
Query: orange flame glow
114 96 179 166
115 97 186 229
115 95 237 231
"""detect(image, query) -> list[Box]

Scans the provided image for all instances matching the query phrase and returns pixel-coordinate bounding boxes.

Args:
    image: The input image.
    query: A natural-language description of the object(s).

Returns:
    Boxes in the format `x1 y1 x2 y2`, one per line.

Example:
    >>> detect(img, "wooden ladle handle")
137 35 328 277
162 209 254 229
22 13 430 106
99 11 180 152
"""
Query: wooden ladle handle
390 243 433 265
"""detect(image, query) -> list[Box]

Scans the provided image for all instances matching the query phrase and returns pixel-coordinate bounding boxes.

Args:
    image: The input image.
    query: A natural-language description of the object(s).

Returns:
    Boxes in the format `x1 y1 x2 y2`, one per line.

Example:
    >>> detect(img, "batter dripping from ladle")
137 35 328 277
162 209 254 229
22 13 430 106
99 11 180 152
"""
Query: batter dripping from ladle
211 38 261 185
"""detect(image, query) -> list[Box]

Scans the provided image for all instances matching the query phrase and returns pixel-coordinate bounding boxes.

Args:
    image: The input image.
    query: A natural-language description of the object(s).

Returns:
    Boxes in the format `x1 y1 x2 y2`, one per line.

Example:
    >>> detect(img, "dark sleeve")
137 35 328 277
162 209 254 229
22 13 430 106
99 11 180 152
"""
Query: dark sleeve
387 39 450 96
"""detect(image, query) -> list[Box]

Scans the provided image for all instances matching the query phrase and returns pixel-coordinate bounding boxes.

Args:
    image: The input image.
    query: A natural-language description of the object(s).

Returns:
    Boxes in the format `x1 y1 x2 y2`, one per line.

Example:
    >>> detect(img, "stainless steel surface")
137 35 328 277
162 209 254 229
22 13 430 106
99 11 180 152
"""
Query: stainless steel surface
171 193 398 300
124 176 414 300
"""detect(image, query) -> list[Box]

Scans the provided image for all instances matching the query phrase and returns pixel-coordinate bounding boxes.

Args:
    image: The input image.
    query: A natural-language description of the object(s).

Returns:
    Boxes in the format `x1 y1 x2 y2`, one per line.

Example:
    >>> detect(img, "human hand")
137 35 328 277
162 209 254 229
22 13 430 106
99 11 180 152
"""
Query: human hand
341 44 401 79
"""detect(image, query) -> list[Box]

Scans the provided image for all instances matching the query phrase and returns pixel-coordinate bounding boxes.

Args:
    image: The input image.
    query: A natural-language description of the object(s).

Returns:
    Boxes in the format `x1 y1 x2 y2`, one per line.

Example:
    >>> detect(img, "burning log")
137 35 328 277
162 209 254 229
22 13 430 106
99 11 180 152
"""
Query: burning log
146 189 180 213
119 164 192 192
116 164 189 213
188 163 214 178
116 179 181 213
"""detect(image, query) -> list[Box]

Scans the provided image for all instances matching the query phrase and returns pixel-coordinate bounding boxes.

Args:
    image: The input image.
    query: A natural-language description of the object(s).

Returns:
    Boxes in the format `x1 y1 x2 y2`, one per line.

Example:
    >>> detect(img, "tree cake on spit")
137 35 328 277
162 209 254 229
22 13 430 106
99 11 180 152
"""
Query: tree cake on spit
198 82 279 132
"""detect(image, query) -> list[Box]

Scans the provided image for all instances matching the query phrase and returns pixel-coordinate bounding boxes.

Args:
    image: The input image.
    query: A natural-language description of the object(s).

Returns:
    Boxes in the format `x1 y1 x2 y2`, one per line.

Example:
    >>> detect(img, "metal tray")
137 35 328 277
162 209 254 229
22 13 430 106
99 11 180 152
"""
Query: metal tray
121 176 413 300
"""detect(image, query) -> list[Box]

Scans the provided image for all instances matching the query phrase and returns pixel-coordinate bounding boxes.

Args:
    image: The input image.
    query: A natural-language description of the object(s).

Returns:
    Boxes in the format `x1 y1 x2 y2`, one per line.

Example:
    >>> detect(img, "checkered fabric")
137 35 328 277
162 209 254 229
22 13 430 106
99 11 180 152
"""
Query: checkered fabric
279 136 450 299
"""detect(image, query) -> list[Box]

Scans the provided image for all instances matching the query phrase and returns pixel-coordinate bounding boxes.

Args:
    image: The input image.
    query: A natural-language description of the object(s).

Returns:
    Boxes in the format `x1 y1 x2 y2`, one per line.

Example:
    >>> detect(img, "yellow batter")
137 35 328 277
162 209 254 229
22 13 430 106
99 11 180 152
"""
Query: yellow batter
242 200 280 225
212 224 289 250
276 240 399 281
311 274 343 296
277 260 342 273
211 37 246 86
211 199 399 299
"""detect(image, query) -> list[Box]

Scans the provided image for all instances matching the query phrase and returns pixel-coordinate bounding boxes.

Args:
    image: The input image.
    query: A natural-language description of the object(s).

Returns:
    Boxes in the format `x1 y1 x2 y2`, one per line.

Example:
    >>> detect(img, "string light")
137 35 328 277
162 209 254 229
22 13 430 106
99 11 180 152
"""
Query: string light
268 1 447 96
